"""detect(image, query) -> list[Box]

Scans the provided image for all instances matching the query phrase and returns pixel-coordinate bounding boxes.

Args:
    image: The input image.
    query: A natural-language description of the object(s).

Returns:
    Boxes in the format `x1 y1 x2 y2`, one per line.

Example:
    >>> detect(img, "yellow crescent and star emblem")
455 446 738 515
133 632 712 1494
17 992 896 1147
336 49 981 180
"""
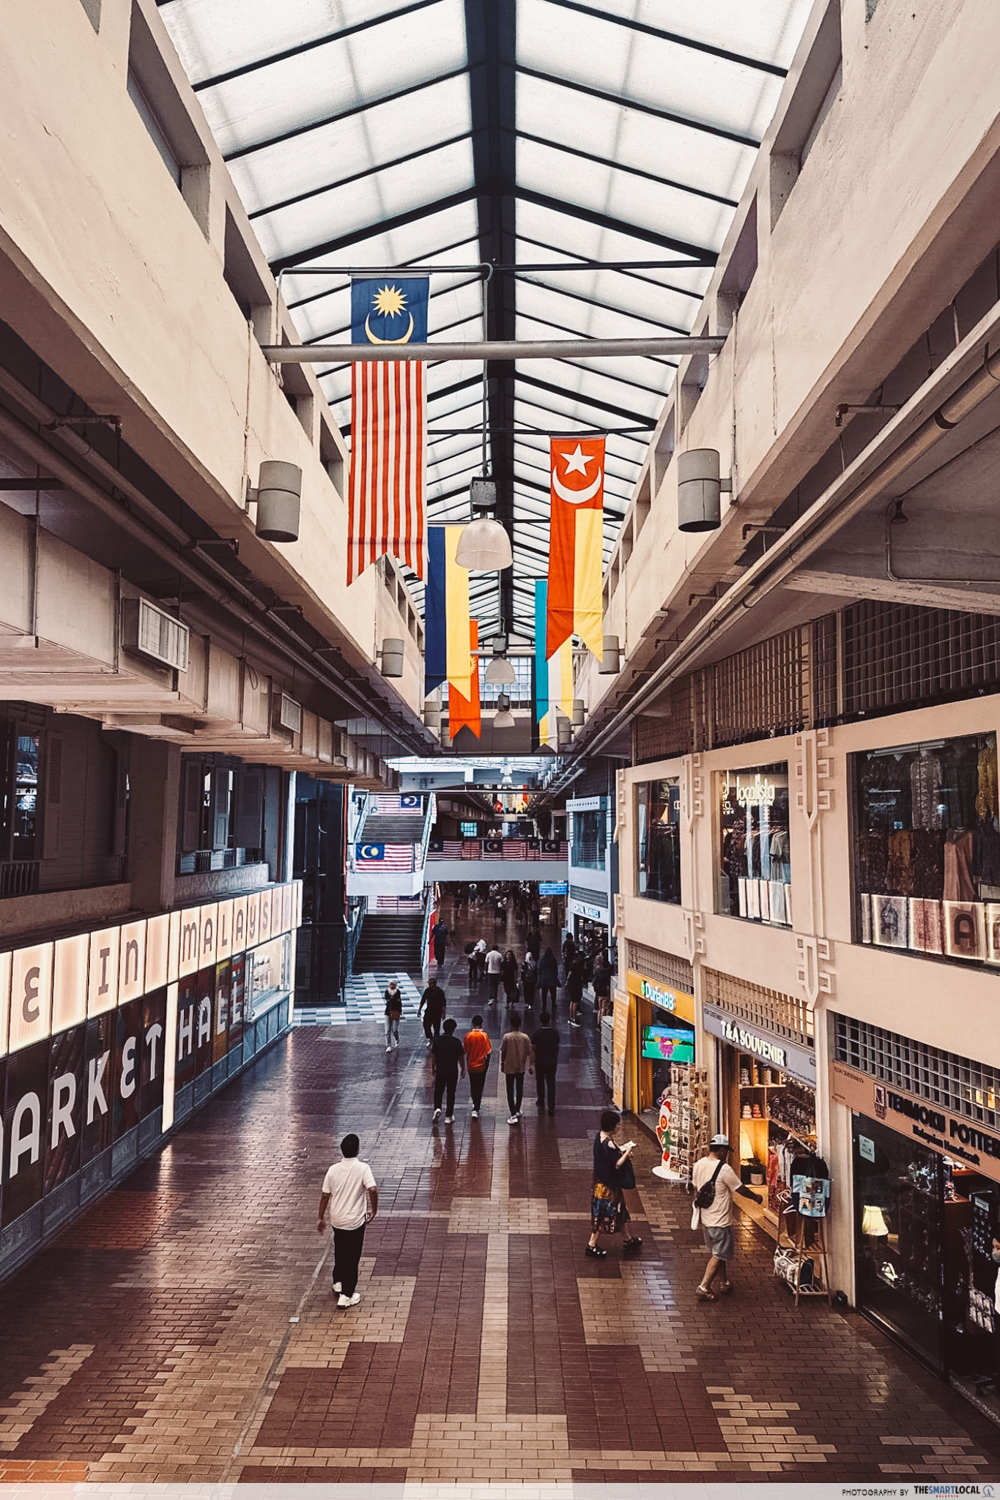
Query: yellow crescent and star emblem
552 442 603 504
364 283 415 344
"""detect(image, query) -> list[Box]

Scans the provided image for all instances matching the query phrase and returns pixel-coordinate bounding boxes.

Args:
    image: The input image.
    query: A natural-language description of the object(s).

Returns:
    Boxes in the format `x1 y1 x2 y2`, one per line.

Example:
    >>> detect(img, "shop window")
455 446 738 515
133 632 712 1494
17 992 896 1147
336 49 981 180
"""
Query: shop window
852 731 1000 967
717 763 791 927
636 778 681 904
571 808 606 870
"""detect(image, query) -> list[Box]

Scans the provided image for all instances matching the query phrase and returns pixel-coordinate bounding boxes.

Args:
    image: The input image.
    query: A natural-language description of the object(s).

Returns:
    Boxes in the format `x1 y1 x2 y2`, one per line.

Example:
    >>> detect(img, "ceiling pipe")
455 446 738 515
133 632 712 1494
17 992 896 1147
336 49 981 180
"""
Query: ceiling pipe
580 303 1000 760
0 387 432 755
261 335 727 364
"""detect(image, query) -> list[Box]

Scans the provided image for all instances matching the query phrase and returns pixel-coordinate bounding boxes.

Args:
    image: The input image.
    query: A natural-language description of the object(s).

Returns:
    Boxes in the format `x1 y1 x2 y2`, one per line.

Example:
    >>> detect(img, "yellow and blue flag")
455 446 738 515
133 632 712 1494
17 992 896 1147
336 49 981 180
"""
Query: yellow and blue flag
426 526 473 700
534 580 573 747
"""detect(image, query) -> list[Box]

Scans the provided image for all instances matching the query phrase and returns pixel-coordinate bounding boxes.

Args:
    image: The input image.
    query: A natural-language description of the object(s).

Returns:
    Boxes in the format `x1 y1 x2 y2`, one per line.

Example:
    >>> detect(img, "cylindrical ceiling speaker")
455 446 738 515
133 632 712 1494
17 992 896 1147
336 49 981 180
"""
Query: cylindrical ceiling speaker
677 448 722 533
255 460 302 542
598 635 620 674
380 637 405 678
572 699 585 727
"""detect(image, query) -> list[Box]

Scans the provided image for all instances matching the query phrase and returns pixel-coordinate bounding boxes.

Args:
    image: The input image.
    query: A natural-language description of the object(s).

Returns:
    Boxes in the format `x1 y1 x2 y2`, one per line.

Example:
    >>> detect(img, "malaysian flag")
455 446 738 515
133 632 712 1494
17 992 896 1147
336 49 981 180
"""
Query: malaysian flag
355 843 414 870
483 839 503 860
347 278 428 584
504 839 528 859
461 840 481 859
374 794 423 815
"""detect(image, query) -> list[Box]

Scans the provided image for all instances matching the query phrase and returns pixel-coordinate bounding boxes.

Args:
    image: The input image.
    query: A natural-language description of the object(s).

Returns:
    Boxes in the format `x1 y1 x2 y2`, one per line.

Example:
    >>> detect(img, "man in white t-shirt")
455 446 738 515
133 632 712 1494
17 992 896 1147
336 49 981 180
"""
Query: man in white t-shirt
484 944 503 1004
690 1133 762 1301
317 1134 378 1309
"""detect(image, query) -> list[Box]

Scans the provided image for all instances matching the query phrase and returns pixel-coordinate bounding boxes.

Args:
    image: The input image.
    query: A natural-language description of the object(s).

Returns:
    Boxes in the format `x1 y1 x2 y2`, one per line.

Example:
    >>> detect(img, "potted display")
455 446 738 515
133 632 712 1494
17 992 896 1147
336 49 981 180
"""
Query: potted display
748 1158 766 1187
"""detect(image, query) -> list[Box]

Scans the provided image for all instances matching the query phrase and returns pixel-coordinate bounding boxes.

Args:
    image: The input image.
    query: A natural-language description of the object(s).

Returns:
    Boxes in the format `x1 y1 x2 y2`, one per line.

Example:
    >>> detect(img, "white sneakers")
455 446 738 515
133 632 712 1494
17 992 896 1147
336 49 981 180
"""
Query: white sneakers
433 1108 441 1120
507 1114 520 1125
333 1282 341 1293
337 1292 361 1309
444 1116 455 1124
471 1110 479 1119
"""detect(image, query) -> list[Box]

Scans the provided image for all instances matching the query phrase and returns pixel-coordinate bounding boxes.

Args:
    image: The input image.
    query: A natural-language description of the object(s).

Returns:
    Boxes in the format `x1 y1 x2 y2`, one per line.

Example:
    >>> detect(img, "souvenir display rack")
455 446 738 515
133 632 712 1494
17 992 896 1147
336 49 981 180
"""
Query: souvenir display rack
664 1065 709 1187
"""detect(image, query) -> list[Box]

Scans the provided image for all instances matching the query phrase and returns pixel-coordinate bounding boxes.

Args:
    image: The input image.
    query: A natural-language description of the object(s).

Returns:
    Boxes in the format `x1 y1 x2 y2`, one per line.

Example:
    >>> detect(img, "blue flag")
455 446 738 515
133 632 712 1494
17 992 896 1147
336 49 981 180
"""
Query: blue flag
351 278 429 344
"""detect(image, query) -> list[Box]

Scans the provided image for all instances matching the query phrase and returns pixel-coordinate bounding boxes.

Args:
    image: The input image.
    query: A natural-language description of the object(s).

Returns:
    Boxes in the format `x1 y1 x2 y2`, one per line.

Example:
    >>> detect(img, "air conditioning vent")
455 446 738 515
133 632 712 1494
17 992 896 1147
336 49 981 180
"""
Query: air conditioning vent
121 598 190 672
277 693 302 733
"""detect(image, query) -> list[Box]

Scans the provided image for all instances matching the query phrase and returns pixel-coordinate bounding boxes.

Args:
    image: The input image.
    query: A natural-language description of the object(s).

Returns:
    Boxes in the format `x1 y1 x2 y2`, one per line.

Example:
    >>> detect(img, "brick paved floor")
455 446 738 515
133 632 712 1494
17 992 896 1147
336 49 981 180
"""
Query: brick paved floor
1 898 1000 1485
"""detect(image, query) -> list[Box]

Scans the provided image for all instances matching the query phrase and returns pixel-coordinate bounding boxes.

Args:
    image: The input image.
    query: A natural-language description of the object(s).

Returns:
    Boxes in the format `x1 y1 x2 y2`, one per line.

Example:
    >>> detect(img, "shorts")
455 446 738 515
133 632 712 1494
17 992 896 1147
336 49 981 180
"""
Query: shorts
702 1223 734 1261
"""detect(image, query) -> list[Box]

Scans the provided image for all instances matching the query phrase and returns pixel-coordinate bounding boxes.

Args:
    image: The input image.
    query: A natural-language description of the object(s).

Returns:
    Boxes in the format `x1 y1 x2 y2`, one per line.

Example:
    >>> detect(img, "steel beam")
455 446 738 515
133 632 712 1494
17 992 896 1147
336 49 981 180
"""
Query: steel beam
262 335 725 363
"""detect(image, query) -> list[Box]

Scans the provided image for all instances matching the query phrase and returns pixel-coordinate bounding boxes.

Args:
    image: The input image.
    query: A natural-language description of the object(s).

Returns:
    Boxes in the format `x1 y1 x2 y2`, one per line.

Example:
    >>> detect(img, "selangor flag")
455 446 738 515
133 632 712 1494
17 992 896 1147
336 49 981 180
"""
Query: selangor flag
347 277 428 584
535 579 573 748
448 621 481 740
425 526 472 700
546 436 605 660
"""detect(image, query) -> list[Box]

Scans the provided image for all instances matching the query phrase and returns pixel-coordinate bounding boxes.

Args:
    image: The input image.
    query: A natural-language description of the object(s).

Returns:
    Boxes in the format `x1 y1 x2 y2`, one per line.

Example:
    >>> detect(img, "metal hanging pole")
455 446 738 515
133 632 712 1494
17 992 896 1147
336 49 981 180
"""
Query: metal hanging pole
260 335 726 363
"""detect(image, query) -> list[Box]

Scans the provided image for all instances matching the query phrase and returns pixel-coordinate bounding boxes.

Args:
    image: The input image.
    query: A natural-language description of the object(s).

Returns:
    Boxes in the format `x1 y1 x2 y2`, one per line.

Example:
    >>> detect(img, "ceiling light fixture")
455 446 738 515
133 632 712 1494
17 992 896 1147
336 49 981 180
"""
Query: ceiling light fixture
493 691 515 730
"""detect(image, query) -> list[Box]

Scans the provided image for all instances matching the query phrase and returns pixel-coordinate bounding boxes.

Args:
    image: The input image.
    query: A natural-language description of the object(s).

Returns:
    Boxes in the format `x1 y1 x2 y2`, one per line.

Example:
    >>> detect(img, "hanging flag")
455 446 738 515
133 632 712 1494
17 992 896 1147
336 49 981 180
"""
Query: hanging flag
534 580 573 748
448 621 481 740
546 436 605 660
347 277 429 584
425 526 473 700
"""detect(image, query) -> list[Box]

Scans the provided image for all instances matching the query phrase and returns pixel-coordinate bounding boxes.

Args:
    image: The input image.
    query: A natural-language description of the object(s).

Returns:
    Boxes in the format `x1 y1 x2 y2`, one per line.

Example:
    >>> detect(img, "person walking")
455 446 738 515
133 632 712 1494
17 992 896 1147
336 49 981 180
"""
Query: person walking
521 951 538 1009
562 931 576 971
585 1109 642 1258
317 1133 378 1308
526 925 541 961
501 948 519 1007
537 946 558 1012
690 1133 763 1300
431 1017 466 1124
468 936 486 984
384 980 403 1051
485 942 503 1004
530 1010 560 1114
463 1014 492 1118
432 917 449 969
418 975 446 1044
566 953 585 1027
592 958 612 1024
500 1011 532 1124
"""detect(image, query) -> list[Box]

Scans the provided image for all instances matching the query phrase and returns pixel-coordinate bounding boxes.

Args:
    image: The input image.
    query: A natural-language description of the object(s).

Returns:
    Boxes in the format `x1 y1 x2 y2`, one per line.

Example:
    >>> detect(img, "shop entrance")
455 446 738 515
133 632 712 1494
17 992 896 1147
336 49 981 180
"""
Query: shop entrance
852 1114 999 1414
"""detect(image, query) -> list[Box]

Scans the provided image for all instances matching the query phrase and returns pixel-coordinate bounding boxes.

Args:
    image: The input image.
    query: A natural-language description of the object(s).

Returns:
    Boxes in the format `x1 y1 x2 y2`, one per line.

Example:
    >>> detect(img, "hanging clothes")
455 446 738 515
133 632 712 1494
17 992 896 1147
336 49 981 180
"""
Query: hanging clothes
975 738 998 823
944 827 975 901
910 750 944 830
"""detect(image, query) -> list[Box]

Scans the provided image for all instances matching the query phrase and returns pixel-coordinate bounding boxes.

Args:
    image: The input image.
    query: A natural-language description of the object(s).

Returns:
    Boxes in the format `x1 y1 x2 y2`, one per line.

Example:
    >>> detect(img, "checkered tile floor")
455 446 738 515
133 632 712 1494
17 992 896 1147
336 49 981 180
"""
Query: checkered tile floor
294 971 424 1026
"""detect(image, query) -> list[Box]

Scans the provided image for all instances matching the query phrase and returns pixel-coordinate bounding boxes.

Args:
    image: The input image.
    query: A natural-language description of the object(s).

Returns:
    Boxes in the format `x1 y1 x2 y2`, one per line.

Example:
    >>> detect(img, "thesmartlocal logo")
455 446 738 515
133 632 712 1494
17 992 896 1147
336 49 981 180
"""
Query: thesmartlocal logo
913 1487 994 1496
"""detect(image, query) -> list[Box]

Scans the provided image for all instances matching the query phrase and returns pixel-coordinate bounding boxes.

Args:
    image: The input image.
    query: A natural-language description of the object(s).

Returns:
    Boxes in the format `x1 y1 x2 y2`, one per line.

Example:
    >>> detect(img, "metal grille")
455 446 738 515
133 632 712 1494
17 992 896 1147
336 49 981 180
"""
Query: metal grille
625 940 693 994
712 627 810 747
704 968 814 1045
841 602 1000 715
834 1014 1000 1129
632 679 695 764
569 883 608 909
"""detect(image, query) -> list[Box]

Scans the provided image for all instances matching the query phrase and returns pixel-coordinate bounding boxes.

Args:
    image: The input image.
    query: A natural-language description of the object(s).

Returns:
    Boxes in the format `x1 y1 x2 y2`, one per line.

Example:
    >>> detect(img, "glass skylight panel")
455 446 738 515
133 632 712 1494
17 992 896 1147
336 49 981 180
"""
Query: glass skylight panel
195 0 467 160
227 77 473 218
609 0 814 70
514 276 692 339
162 0 413 88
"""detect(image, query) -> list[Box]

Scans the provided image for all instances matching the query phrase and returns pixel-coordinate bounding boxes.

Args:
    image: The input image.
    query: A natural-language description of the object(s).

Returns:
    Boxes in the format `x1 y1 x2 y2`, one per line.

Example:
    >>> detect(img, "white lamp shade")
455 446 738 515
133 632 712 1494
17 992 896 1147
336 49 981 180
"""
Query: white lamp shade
454 518 512 571
493 709 516 729
485 655 517 685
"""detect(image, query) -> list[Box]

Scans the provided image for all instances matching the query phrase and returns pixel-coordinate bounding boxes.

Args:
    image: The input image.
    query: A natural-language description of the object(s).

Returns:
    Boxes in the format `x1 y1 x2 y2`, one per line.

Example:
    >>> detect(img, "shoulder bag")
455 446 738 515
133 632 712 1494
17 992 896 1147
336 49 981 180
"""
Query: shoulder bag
693 1160 725 1210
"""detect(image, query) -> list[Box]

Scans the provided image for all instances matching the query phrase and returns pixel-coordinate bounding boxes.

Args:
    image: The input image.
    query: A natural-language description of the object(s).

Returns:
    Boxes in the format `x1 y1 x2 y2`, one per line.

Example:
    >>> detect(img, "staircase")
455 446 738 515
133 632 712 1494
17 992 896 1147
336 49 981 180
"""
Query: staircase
360 813 428 843
352 912 425 975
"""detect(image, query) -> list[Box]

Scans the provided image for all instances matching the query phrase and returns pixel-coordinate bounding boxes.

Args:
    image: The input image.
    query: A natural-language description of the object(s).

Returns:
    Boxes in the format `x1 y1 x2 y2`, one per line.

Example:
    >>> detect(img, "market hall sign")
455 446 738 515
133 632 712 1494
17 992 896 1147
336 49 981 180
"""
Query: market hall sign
703 1003 816 1086
831 1060 1000 1186
626 970 695 1025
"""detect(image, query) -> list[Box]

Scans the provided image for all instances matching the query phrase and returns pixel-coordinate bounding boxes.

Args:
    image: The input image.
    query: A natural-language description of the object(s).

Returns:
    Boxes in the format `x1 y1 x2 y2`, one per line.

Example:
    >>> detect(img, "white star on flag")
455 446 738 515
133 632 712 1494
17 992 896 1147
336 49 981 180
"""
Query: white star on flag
561 443 594 476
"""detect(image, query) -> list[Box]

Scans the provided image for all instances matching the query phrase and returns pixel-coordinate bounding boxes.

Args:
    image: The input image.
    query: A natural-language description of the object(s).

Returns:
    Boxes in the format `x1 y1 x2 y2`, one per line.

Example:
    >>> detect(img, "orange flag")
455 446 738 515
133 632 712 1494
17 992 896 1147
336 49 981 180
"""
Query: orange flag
546 436 605 660
448 621 481 739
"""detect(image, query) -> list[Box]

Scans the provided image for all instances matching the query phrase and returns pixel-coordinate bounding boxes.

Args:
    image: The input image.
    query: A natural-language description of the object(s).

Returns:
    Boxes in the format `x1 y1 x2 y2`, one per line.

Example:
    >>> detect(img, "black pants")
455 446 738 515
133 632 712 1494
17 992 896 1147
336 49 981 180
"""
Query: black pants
505 1071 524 1115
469 1067 489 1111
332 1223 366 1297
522 983 536 1008
536 1064 557 1112
423 1011 443 1041
433 1072 459 1115
539 984 556 1011
487 974 500 1003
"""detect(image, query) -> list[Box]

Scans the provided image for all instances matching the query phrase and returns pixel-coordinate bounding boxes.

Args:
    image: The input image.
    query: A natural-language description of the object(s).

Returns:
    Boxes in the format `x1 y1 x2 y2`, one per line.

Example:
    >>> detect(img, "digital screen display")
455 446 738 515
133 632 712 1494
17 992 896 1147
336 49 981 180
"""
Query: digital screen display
538 881 568 895
641 1024 695 1064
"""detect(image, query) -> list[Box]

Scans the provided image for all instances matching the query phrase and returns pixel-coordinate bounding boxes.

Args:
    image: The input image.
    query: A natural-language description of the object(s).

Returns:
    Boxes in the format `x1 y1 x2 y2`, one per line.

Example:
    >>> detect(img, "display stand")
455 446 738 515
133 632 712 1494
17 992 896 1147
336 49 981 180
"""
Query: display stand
777 1212 832 1306
653 1065 709 1182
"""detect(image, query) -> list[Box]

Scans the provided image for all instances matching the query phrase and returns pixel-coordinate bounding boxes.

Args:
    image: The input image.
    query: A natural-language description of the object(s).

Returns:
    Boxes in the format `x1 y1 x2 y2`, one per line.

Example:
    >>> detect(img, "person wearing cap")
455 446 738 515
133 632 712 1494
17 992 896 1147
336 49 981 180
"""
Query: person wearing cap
690 1133 763 1300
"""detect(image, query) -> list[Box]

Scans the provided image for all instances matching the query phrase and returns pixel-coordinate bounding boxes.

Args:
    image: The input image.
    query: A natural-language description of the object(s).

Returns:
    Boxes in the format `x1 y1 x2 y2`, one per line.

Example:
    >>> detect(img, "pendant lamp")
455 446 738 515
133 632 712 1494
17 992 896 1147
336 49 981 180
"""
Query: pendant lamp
455 472 512 572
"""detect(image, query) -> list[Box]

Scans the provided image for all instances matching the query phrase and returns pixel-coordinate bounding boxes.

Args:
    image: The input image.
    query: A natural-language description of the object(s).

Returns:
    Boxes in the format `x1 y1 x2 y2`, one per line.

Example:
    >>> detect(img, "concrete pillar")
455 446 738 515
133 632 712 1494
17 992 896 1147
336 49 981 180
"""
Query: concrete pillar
128 738 180 912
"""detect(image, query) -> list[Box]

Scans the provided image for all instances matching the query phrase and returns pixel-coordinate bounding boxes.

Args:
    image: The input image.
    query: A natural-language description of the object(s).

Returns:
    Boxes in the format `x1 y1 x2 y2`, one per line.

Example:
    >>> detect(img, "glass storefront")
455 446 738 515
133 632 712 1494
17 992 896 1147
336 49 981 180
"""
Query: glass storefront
852 731 1000 966
851 1113 1000 1411
636 776 681 903
571 808 607 870
717 763 791 927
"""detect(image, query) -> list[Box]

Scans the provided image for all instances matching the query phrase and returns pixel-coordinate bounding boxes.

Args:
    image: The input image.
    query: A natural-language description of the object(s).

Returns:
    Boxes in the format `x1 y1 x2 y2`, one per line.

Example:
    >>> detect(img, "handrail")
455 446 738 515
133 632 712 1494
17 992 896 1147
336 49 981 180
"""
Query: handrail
415 793 436 874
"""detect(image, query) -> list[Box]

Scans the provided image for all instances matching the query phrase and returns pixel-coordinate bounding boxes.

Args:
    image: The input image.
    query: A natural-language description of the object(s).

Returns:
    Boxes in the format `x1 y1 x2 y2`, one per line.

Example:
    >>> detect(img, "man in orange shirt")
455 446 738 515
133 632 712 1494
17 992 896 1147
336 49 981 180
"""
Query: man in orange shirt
463 1015 492 1119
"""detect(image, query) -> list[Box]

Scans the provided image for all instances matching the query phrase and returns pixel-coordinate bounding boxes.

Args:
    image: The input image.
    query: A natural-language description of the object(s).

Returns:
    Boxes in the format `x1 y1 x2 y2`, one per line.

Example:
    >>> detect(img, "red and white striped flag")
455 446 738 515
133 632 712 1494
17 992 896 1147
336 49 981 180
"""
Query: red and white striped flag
347 278 429 584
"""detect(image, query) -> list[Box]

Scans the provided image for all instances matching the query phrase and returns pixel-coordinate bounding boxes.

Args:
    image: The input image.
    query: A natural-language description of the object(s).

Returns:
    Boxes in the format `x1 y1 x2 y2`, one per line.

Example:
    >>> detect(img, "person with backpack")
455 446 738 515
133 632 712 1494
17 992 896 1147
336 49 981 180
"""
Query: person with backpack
521 951 538 1009
383 980 403 1051
690 1134 763 1300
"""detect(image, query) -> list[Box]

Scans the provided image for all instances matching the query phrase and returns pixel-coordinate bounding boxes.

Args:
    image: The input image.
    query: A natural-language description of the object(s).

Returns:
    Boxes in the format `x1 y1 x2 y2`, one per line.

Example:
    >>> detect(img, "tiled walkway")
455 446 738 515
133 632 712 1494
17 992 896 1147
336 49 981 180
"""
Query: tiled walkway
1 901 1000 1485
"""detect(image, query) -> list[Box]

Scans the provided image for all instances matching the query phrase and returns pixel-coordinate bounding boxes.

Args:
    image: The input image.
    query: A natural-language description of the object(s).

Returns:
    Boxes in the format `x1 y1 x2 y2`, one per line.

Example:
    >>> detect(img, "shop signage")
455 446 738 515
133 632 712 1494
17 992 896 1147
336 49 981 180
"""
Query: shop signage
722 769 778 808
538 881 568 896
626 969 696 1024
831 1061 1000 1185
703 1003 816 1086
570 898 607 923
567 796 607 812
